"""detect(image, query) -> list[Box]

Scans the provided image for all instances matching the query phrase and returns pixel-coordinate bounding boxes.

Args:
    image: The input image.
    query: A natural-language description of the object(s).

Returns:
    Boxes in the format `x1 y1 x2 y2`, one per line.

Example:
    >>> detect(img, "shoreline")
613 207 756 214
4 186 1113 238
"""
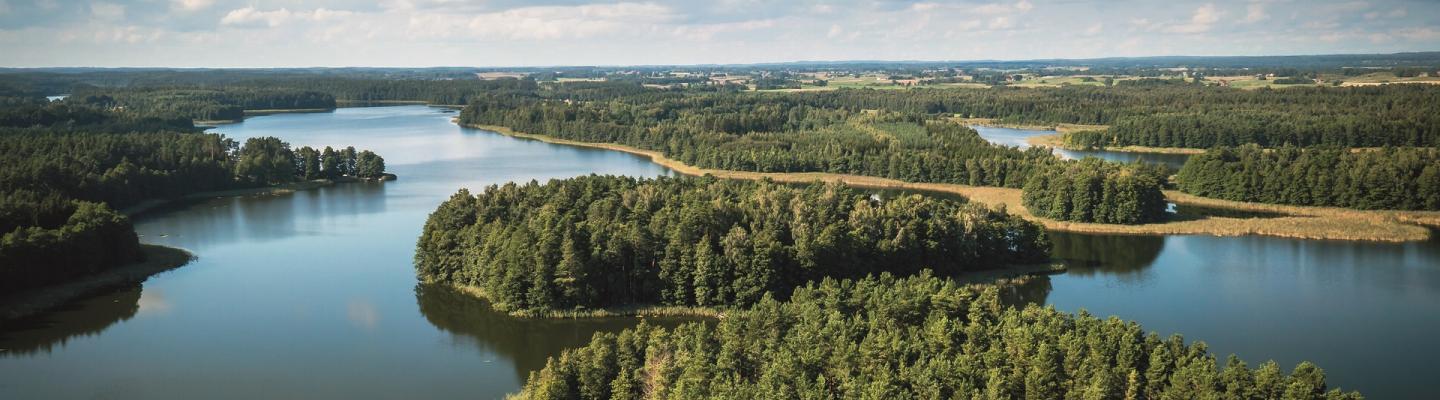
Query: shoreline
121 176 394 217
1024 133 1205 155
120 179 339 217
0 245 194 322
462 123 1432 242
440 263 1063 320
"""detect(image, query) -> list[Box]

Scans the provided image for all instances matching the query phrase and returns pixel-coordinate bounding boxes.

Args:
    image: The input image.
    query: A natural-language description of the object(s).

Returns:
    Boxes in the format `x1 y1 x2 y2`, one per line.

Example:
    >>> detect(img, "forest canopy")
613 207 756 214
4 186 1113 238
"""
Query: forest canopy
1176 145 1440 211
415 175 1049 314
513 272 1362 400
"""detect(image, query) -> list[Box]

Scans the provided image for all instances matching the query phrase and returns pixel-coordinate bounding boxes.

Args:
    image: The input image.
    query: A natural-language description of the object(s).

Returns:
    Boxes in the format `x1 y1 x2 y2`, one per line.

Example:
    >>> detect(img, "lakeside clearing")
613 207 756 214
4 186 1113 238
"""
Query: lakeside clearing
465 123 1432 242
0 245 193 322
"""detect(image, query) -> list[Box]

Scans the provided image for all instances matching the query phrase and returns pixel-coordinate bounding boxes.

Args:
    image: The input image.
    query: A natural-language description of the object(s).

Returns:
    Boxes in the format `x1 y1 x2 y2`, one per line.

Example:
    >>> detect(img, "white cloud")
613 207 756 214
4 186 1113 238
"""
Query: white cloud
1393 27 1439 41
989 16 1014 30
1165 3 1222 34
827 24 843 39
221 7 295 28
402 2 681 41
1083 23 1103 36
173 0 214 12
1242 3 1269 23
221 7 355 29
90 2 125 21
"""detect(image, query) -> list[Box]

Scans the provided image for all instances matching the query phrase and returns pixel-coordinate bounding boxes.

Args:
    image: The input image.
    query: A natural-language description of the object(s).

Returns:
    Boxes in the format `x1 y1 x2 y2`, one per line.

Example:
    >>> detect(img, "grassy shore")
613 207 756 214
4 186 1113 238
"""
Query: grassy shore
0 245 193 321
464 123 1432 242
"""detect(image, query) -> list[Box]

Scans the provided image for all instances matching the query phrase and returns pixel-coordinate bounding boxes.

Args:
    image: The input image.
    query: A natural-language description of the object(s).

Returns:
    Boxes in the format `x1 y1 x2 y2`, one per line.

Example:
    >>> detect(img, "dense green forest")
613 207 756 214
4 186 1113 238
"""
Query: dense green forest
0 201 139 294
415 175 1048 314
513 272 1361 400
459 93 1170 223
1023 159 1170 224
0 93 387 294
1176 146 1440 210
67 86 336 121
783 85 1439 148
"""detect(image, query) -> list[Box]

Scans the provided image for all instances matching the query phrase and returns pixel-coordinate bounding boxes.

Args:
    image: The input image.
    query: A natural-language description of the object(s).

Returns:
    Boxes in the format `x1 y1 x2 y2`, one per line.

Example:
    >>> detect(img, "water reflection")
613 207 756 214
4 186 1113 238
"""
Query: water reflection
0 286 142 357
1050 232 1165 281
134 182 387 248
414 284 701 382
1042 230 1440 398
970 125 1191 169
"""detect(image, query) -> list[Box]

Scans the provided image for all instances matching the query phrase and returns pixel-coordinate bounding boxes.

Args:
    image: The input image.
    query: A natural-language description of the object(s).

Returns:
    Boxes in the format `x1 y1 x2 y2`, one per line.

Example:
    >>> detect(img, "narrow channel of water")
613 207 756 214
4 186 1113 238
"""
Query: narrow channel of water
1 106 1435 398
971 125 1192 169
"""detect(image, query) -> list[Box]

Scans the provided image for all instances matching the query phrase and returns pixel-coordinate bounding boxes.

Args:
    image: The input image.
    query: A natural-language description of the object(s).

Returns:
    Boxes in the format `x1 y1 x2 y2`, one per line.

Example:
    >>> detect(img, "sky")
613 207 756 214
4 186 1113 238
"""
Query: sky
1 0 1437 67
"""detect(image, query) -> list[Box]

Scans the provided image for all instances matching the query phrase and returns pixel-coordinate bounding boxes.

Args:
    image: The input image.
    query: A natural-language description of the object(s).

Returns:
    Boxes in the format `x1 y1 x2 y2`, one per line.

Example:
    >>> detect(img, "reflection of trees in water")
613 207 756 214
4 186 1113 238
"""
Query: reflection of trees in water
1000 276 1053 307
1050 232 1165 280
0 285 141 357
413 284 699 383
134 182 388 249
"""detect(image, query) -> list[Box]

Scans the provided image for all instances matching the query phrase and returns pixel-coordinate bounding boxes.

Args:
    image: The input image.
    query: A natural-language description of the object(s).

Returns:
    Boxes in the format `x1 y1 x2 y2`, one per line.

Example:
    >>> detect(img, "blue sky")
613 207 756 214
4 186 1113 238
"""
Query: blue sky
2 0 1437 67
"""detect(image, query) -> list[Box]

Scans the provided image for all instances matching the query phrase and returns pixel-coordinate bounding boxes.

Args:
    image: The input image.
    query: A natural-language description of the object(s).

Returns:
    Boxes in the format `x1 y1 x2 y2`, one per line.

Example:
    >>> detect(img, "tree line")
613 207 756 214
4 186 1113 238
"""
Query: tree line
68 86 336 121
459 93 1169 224
415 175 1049 314
513 272 1362 400
785 85 1440 148
1176 145 1440 210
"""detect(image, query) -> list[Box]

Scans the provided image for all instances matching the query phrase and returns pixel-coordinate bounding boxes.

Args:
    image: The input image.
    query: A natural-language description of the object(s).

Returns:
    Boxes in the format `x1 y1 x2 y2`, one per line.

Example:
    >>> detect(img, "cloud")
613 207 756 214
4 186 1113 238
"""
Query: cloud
1083 22 1103 36
1242 3 1268 23
220 7 354 28
1393 27 1439 41
90 2 125 21
1165 3 1222 34
173 0 213 12
220 7 294 27
2 0 1439 67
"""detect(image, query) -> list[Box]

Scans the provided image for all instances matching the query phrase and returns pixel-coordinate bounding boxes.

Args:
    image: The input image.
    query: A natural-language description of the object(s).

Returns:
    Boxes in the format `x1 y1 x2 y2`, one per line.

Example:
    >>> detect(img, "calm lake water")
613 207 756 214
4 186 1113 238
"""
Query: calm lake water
1 106 1436 398
971 125 1192 169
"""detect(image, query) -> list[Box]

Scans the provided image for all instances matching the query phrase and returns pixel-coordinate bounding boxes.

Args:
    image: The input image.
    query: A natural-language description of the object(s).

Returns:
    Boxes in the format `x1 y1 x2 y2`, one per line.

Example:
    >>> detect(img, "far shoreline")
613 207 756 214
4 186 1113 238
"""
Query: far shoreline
462 122 1434 242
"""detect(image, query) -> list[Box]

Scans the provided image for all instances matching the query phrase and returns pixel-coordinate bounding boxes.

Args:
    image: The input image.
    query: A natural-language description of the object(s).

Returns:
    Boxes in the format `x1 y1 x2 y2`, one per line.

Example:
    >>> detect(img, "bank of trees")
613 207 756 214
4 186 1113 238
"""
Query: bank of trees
69 86 336 121
1023 159 1170 224
460 94 1168 223
513 272 1361 400
1176 145 1440 210
791 85 1440 148
415 176 1048 314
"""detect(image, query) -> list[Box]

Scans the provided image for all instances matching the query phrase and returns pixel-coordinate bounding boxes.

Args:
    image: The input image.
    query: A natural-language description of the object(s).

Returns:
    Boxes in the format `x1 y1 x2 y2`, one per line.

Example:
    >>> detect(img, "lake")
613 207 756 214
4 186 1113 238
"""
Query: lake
971 125 1192 169
2 106 1436 399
